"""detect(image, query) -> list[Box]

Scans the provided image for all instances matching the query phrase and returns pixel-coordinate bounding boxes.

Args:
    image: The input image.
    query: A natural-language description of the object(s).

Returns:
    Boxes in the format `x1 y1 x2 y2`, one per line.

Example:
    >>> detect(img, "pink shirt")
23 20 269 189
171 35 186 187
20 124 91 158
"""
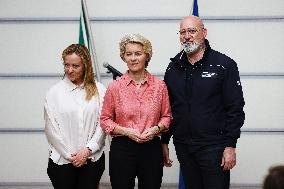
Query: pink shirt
100 71 172 134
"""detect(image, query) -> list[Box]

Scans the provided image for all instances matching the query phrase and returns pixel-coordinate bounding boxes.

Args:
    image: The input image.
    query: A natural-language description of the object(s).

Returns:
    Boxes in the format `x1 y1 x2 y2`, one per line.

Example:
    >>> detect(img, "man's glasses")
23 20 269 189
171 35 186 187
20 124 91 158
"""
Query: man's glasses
178 28 203 36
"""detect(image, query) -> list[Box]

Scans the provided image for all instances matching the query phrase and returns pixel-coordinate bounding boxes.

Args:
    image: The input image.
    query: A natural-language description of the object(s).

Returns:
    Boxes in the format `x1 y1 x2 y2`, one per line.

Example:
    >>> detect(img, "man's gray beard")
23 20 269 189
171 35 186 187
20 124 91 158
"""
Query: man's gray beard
182 41 200 54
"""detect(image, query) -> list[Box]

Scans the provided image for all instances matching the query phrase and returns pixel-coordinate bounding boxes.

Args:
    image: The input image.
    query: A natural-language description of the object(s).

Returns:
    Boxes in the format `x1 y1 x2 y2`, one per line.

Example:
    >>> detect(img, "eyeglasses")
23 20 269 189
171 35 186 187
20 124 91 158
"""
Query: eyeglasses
178 28 203 36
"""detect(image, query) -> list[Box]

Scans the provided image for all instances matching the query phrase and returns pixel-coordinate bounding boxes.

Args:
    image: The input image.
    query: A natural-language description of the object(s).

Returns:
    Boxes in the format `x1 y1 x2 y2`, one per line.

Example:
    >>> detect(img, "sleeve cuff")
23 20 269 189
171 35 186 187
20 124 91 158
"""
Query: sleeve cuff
86 143 99 154
226 138 237 148
103 123 117 134
158 119 171 129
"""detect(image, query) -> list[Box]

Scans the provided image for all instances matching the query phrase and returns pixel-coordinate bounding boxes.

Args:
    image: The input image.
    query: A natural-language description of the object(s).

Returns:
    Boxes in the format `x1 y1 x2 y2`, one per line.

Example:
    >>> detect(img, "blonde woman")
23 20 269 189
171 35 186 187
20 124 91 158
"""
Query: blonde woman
100 34 172 189
44 44 106 189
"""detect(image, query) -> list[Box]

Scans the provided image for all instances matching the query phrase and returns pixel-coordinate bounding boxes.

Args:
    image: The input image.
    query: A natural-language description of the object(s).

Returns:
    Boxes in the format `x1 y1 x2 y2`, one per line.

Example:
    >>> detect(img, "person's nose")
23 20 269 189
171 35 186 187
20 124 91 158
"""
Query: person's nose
66 67 74 73
184 31 192 39
180 33 191 43
130 54 136 61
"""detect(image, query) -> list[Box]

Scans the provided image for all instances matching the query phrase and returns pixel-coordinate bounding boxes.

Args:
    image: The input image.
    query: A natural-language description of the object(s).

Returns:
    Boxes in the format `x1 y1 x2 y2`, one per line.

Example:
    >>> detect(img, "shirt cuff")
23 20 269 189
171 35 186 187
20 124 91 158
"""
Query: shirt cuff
86 143 99 154
226 138 237 148
158 119 171 129
102 122 119 134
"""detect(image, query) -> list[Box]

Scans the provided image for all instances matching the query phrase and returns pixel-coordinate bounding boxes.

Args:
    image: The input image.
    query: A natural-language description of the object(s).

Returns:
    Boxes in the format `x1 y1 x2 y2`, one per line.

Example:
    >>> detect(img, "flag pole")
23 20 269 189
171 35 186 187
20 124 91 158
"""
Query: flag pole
81 0 101 82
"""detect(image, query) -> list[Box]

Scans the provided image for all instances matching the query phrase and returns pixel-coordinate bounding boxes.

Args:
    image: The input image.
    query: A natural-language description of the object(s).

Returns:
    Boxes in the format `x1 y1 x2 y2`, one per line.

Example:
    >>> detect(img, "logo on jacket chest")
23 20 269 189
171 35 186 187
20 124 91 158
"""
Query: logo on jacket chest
201 72 218 78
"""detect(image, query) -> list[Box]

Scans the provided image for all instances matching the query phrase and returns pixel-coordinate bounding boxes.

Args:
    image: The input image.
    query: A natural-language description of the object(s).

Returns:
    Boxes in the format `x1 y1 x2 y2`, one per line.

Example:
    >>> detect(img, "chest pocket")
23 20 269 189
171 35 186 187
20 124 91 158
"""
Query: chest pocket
195 68 224 95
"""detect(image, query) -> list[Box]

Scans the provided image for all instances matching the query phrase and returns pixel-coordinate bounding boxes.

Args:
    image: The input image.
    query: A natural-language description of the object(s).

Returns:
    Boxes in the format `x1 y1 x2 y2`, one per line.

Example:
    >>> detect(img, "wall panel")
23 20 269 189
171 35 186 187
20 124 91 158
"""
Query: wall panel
1 78 283 130
1 21 283 74
0 23 78 74
1 0 283 18
242 78 284 130
232 134 284 184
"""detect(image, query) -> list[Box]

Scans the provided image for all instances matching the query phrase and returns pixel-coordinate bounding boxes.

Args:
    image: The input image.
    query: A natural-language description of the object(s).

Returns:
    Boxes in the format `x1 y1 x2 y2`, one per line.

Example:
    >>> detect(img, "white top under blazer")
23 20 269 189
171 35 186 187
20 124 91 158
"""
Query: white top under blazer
44 77 106 165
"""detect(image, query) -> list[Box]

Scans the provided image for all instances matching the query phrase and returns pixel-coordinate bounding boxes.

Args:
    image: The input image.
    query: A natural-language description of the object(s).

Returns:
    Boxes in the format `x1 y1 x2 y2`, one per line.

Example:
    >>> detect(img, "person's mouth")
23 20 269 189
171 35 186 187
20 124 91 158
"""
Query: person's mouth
183 41 193 45
131 63 139 66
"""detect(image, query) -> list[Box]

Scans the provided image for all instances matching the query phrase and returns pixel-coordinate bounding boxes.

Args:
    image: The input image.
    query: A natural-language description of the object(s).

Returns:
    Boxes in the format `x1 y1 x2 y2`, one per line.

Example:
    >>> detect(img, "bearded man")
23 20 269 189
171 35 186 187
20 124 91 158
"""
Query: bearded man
161 16 245 189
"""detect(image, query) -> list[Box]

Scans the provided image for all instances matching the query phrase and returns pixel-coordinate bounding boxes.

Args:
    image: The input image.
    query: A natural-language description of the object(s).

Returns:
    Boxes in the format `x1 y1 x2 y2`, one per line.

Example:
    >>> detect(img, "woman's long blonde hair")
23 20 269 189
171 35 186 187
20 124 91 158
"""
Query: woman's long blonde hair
62 44 98 101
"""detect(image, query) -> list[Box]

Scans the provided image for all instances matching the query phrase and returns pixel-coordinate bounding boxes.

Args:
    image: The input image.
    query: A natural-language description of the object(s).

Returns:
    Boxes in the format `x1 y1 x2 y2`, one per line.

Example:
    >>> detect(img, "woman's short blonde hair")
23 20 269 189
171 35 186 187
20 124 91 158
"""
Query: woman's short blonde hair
119 34 152 67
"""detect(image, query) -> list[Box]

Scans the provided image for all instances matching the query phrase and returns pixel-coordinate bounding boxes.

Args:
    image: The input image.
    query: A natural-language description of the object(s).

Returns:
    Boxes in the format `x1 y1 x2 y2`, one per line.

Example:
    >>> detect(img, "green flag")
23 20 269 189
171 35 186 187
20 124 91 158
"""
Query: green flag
79 3 89 48
77 0 101 81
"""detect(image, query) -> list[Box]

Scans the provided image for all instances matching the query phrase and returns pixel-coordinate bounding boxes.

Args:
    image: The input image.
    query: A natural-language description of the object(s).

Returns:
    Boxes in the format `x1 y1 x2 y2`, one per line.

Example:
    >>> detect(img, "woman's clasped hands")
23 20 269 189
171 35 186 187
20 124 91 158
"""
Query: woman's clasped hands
69 147 91 167
124 126 159 143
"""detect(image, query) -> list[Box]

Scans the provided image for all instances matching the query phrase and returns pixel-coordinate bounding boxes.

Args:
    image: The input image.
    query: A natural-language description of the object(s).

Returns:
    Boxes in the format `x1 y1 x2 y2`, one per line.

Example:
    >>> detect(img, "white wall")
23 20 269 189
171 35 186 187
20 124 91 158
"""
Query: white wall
0 0 283 187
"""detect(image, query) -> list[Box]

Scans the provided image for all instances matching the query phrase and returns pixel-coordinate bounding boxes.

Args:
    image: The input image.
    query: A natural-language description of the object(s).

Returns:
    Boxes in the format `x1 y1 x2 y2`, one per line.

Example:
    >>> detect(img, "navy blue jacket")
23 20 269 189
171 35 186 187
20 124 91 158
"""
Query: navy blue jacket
161 40 245 149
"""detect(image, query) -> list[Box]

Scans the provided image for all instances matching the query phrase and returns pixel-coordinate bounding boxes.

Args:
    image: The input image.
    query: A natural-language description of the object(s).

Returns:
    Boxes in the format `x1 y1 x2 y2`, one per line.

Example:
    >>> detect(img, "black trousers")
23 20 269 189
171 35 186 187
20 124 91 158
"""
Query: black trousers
47 153 105 189
109 136 163 189
175 143 230 189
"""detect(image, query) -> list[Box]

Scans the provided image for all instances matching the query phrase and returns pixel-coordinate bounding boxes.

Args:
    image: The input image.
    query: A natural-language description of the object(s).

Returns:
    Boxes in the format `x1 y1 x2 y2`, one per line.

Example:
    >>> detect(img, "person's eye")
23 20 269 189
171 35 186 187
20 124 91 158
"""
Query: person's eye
179 30 186 35
189 29 197 34
73 65 80 69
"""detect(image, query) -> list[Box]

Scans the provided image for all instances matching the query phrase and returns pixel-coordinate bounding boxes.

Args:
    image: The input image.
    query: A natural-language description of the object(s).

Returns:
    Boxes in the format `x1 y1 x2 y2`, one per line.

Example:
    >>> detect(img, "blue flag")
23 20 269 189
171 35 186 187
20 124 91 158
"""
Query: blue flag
179 168 186 189
192 0 199 16
178 1 199 188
